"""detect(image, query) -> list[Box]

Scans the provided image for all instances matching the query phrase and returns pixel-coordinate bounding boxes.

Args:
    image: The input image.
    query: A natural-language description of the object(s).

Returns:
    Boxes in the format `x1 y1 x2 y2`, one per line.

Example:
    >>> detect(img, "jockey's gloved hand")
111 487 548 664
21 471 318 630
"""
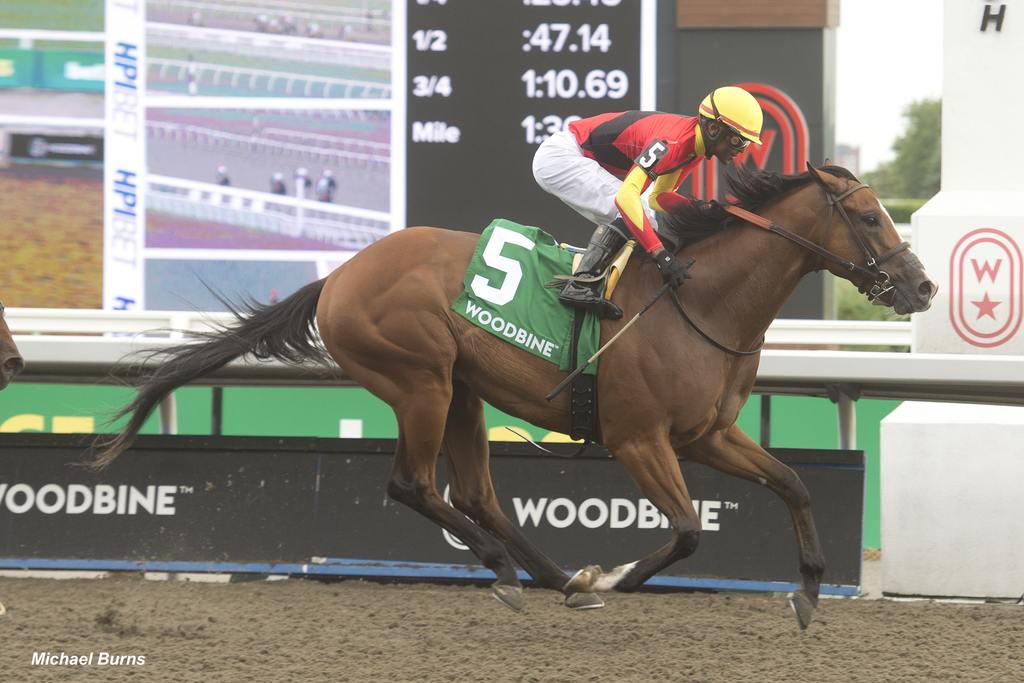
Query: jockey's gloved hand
653 248 693 289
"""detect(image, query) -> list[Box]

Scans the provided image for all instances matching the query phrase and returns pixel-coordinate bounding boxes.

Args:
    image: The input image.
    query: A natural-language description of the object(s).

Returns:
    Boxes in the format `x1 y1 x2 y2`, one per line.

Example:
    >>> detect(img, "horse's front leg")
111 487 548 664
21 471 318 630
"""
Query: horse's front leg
564 433 703 594
682 424 826 629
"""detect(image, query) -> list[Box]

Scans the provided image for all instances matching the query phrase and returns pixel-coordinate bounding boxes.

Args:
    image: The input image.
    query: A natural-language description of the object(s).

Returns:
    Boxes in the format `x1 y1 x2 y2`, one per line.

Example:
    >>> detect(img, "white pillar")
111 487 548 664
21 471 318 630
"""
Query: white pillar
887 0 1024 599
881 402 1024 597
913 0 1024 353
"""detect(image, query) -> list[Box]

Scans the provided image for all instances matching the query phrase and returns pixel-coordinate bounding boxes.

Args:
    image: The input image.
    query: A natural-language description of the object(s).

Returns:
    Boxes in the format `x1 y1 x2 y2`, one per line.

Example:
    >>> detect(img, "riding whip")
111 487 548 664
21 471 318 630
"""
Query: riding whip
545 280 674 401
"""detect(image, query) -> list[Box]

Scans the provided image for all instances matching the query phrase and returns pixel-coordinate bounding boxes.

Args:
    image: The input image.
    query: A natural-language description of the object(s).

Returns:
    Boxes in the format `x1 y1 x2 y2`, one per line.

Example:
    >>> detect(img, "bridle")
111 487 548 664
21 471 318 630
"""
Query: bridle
723 170 910 305
670 166 910 357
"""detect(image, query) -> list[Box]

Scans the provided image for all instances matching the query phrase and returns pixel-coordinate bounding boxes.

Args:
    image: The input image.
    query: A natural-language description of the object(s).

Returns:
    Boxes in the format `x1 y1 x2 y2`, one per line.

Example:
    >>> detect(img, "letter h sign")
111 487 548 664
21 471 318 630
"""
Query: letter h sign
981 3 1006 32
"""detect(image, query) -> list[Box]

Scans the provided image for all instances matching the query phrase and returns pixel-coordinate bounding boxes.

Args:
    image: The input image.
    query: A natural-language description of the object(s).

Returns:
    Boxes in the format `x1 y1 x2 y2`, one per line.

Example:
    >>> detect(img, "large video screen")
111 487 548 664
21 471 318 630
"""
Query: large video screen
0 0 655 310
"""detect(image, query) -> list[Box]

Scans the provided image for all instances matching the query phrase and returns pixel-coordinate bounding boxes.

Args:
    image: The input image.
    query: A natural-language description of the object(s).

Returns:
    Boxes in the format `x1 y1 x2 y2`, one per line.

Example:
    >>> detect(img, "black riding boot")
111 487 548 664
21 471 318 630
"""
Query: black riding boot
559 223 627 320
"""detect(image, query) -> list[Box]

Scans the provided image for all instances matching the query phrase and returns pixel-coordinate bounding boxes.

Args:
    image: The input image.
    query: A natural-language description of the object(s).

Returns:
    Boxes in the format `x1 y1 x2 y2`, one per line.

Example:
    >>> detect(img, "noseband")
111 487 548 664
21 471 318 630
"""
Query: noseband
724 176 910 305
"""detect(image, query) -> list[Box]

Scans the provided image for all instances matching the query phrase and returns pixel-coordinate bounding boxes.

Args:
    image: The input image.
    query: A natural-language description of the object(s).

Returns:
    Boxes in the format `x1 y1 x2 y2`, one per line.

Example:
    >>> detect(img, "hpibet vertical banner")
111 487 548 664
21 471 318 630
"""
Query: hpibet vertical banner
104 0 146 310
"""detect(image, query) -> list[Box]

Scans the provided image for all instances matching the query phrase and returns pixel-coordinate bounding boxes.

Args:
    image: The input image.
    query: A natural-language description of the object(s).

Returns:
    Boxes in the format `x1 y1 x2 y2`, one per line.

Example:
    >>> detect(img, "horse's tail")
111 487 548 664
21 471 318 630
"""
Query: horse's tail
91 278 330 469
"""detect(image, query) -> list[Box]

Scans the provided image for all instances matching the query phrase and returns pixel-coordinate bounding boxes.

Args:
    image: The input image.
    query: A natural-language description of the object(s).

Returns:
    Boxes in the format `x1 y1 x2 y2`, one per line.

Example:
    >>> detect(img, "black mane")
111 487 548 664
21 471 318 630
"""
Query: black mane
656 164 860 249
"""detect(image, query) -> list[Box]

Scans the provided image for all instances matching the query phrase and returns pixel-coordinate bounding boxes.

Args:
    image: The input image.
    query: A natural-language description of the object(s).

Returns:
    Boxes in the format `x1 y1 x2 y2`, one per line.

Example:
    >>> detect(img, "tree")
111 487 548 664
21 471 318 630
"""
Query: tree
862 99 941 199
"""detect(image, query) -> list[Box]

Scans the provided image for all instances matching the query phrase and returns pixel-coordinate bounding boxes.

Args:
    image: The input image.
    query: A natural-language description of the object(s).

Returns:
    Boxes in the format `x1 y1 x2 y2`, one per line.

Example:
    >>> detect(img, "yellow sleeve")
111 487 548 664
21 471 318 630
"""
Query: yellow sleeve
647 169 684 213
614 166 663 252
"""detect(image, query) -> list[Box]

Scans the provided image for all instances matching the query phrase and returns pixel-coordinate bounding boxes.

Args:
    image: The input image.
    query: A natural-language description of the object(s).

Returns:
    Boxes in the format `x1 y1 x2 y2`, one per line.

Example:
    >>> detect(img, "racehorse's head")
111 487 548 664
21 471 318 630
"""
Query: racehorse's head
806 164 937 315
0 302 24 390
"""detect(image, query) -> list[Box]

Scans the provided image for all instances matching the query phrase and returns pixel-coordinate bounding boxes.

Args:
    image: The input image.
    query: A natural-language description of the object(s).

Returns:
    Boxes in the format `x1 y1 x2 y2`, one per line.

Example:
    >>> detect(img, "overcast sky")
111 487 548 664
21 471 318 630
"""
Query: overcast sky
835 0 943 172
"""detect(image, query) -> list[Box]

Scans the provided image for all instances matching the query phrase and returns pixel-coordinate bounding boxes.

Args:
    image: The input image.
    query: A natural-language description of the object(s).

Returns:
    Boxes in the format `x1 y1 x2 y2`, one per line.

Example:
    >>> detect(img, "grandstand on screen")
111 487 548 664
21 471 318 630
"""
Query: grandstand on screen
148 0 391 43
146 20 391 98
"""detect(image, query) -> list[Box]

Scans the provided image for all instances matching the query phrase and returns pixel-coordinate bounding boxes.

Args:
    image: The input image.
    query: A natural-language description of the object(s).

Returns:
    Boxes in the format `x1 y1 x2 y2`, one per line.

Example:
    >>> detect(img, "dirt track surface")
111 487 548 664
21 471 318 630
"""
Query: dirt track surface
0 575 1020 682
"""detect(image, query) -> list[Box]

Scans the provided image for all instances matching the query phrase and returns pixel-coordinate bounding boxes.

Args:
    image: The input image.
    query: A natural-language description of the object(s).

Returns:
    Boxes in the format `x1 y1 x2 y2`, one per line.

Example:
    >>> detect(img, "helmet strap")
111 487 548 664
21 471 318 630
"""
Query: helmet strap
698 118 716 159
703 89 727 147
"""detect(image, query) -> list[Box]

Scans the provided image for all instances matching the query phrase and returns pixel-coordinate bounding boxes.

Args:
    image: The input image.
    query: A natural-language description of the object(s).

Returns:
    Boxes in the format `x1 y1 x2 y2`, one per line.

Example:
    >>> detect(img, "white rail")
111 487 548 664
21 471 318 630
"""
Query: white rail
6 309 1022 449
147 175 389 250
0 115 105 130
147 22 391 61
148 174 388 219
168 0 391 30
6 309 233 337
0 29 104 44
147 121 390 166
263 126 390 157
765 320 910 347
149 58 390 99
3 308 910 346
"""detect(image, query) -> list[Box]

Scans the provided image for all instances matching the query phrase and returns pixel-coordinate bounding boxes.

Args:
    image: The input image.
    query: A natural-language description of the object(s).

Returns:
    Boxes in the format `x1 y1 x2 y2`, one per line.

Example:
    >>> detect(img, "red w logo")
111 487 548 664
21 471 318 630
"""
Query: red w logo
950 229 1023 348
971 258 1002 283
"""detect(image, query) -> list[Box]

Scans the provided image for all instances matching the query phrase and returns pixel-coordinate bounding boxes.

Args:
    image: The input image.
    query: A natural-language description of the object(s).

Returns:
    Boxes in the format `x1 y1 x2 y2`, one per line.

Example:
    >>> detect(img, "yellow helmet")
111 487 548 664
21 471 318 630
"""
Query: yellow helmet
699 86 763 145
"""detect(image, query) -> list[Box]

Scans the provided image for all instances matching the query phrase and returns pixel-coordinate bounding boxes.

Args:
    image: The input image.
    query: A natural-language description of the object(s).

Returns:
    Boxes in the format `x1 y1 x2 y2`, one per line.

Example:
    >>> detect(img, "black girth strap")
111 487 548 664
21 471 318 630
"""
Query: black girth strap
568 309 598 442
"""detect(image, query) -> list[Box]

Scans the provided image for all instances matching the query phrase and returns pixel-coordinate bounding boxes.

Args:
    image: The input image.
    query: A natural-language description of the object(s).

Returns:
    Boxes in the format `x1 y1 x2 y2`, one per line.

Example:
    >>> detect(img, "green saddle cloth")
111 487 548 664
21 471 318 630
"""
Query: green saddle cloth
452 219 601 375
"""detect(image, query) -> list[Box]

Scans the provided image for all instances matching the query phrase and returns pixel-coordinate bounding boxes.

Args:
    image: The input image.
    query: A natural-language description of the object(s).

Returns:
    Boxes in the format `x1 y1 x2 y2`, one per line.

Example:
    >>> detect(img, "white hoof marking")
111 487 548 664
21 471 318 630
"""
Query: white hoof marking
592 561 637 592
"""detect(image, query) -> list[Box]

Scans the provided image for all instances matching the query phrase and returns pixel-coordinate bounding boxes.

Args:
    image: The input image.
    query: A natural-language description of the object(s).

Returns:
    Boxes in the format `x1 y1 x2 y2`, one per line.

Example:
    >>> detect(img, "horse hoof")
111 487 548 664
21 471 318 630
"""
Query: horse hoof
491 583 525 612
564 565 602 593
788 589 816 630
565 592 605 610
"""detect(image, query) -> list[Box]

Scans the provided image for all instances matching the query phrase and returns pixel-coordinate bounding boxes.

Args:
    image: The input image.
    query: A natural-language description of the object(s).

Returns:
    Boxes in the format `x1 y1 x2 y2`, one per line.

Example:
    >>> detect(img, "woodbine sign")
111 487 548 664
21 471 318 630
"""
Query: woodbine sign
0 434 864 595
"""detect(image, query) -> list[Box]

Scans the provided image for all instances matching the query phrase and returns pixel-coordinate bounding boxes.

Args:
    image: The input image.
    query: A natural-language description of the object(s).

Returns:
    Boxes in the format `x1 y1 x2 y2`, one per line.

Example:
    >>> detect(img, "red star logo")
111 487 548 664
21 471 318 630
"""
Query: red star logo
972 292 1001 320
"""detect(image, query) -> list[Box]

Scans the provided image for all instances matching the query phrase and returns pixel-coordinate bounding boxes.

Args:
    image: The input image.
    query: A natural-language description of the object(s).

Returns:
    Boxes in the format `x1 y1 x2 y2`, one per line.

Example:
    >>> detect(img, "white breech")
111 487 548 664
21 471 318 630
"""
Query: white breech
532 130 658 229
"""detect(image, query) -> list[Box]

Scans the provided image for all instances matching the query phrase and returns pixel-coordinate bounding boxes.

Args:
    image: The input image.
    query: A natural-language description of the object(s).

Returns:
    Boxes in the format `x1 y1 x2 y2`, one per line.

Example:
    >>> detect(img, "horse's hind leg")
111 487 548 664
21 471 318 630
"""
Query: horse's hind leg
441 381 604 610
684 424 825 630
386 385 525 611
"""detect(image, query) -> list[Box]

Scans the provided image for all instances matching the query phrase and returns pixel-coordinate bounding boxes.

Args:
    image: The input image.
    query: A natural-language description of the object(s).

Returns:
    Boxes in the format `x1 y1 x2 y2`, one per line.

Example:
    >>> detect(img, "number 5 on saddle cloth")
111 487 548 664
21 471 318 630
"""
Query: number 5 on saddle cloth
452 219 635 442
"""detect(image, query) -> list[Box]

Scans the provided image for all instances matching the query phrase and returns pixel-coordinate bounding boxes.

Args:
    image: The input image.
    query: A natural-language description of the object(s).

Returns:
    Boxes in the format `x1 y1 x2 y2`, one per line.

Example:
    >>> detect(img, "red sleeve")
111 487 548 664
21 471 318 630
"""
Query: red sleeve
651 192 694 215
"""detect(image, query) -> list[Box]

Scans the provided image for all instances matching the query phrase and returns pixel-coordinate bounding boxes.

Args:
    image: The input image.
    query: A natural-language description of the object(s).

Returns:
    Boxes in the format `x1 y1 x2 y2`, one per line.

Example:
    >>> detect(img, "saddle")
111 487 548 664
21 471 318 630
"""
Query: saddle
453 219 636 445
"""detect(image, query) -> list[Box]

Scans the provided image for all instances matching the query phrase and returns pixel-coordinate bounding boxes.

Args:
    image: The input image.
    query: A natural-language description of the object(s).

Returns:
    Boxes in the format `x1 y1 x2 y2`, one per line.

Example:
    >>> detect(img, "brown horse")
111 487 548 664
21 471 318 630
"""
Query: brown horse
0 302 24 390
96 164 936 628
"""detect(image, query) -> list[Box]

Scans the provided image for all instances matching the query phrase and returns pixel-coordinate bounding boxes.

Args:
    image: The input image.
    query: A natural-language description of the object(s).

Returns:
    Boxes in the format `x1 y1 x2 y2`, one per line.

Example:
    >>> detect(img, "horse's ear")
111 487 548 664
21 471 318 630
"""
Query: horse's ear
805 162 835 190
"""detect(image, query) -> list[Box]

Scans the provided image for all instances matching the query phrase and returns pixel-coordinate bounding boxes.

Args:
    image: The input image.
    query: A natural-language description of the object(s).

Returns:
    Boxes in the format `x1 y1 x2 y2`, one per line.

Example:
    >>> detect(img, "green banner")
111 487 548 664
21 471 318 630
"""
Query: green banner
452 219 601 374
0 49 34 89
0 48 104 91
38 49 104 91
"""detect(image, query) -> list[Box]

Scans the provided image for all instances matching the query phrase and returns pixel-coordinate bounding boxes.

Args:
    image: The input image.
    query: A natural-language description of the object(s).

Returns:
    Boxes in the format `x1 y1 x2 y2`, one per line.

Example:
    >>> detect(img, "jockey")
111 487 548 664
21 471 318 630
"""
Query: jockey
532 85 764 319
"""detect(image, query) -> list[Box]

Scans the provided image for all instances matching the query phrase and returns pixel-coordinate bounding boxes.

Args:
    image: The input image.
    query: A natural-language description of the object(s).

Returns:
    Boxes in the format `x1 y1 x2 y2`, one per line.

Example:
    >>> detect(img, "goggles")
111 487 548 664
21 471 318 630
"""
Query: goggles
726 128 750 151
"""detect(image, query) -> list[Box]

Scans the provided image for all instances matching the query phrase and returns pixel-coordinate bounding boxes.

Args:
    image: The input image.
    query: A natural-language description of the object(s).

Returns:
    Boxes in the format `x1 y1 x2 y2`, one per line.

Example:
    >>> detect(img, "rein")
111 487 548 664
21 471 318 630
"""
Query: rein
669 290 764 356
723 176 911 303
667 170 910 357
